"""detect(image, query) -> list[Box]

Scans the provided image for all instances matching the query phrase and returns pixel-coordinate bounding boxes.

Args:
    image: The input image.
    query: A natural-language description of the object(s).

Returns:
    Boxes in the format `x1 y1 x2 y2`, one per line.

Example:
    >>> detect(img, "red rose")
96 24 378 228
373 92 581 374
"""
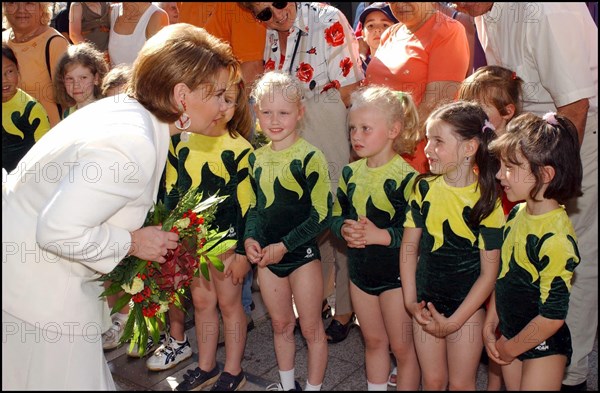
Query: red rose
296 62 314 83
321 80 341 93
339 57 353 77
324 21 345 47
265 58 275 71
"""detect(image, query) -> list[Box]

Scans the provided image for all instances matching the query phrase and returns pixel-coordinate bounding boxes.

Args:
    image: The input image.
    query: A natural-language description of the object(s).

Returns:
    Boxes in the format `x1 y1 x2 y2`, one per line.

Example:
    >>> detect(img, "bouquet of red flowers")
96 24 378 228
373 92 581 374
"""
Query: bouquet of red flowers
99 189 235 356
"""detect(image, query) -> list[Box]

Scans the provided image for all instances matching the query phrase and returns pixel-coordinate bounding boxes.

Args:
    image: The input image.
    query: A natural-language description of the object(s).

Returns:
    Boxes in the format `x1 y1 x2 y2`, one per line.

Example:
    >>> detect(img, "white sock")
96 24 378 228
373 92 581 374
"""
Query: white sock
367 381 388 391
279 368 295 391
304 381 322 391
174 334 187 344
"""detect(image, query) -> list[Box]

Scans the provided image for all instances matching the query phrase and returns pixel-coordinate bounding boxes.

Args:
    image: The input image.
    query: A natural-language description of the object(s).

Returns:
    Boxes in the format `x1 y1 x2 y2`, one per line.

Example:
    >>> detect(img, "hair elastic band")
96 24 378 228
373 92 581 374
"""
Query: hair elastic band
483 119 495 133
543 112 559 125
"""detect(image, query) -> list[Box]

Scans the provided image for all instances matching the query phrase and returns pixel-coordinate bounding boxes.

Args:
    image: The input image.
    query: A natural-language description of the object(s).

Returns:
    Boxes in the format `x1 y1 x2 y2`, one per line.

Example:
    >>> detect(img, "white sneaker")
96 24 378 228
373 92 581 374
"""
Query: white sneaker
102 316 126 350
127 332 166 358
266 382 284 391
266 381 301 391
146 335 192 371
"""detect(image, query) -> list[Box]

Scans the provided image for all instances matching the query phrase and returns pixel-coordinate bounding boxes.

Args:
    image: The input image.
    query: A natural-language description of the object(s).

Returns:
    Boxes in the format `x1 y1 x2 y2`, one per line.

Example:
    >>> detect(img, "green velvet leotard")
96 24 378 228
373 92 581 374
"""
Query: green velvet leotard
244 138 333 277
405 176 505 316
164 131 253 253
496 204 579 363
331 155 417 295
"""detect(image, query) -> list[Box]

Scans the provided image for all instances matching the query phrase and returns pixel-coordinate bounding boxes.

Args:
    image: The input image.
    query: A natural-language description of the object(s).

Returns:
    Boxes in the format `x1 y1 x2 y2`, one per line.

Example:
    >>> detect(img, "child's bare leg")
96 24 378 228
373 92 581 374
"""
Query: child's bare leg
447 309 485 390
190 275 219 372
291 260 327 386
167 305 185 341
521 355 567 391
350 283 390 385
213 256 246 375
380 288 420 391
501 358 523 391
487 360 503 390
257 266 296 371
413 319 449 390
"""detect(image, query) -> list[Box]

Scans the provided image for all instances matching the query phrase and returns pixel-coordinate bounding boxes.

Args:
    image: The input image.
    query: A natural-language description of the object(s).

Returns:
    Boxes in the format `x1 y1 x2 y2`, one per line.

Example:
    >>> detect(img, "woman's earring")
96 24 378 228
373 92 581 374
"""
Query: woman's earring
175 100 191 131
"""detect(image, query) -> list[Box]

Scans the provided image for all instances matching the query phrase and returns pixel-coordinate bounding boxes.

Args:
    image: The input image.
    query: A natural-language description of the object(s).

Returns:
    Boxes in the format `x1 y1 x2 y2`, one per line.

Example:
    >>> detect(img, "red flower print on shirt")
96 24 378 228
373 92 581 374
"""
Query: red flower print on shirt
321 80 340 93
306 47 317 55
265 58 275 72
340 57 353 77
325 21 345 47
297 62 314 83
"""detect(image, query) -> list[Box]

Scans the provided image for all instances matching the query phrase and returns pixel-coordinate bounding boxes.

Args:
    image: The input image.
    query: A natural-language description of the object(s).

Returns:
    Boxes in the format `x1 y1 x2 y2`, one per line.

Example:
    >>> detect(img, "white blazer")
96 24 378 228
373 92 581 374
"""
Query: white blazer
2 95 170 336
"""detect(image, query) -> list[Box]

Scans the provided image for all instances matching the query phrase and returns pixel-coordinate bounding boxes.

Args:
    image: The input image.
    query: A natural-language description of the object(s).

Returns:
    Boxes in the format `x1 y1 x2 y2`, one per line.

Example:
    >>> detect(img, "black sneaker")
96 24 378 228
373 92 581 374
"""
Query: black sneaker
561 381 588 391
175 365 220 391
210 370 246 391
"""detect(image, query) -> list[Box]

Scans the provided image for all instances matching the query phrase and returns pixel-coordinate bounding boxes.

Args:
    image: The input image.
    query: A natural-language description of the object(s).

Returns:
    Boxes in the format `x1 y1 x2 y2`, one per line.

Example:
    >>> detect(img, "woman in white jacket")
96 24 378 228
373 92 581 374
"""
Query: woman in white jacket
2 23 240 390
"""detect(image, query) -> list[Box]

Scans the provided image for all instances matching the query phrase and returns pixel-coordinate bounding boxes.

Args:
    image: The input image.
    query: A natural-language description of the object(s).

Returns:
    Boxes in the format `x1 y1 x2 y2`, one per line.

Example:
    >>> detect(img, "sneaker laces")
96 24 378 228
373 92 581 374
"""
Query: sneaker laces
153 335 187 359
153 337 175 356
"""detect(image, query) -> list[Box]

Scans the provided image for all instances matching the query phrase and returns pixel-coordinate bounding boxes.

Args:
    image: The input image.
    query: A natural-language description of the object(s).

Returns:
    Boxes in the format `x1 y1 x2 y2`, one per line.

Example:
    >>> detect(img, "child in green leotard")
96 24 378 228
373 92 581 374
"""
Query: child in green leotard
158 78 254 392
400 101 505 390
332 86 421 391
487 113 582 390
244 71 333 391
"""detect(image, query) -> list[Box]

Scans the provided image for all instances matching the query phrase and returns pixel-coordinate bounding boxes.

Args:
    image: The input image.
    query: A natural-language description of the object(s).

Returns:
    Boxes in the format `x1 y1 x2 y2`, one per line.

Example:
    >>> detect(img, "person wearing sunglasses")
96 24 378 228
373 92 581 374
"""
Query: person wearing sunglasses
239 1 364 390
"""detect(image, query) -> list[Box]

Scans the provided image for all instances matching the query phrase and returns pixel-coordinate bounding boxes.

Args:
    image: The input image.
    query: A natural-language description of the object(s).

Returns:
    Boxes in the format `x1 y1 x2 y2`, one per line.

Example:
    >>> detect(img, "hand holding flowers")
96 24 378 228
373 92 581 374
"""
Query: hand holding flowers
100 189 235 356
128 225 179 263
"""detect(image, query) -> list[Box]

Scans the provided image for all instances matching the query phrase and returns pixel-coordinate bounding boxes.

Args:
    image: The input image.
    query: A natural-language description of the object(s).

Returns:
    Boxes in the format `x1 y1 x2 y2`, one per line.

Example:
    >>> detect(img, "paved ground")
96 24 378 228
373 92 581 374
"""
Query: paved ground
107 290 598 391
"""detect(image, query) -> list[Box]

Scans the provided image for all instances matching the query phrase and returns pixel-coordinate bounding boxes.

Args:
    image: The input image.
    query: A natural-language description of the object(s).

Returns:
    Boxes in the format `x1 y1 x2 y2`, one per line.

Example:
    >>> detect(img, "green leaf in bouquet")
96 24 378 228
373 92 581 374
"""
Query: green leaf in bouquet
203 238 236 267
121 306 136 344
200 229 229 253
199 256 210 281
148 201 169 226
172 292 184 309
111 292 132 316
162 189 227 231
206 254 225 272
147 314 162 345
128 306 149 356
98 255 146 287
100 281 124 297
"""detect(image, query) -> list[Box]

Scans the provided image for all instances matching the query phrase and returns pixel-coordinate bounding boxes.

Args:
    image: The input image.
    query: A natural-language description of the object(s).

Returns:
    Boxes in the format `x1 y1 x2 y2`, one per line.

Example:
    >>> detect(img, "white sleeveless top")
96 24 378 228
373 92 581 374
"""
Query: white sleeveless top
108 3 160 67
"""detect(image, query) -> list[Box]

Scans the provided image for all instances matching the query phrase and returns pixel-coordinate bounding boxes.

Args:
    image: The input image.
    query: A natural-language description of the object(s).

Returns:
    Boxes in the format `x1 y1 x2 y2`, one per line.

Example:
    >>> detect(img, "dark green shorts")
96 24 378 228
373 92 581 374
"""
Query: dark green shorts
348 246 402 296
514 323 572 366
267 243 321 278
